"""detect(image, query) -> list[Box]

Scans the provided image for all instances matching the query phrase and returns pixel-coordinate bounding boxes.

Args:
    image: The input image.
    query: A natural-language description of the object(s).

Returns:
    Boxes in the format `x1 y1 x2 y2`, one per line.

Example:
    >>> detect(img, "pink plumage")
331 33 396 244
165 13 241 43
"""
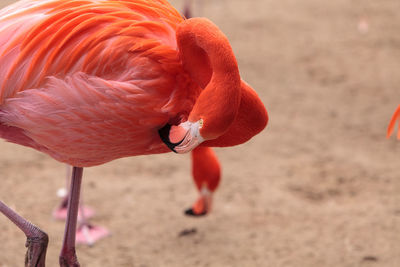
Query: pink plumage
0 0 194 166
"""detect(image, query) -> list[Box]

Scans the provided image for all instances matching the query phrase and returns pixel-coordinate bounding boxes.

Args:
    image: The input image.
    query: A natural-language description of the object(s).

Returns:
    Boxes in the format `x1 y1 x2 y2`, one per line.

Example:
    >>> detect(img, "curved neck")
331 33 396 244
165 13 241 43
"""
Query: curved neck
177 18 241 140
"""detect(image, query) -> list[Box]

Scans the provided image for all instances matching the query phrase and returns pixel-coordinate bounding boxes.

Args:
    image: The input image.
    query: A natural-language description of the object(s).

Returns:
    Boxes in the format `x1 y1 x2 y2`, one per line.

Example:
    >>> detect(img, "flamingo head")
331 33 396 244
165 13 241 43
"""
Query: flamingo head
159 18 267 153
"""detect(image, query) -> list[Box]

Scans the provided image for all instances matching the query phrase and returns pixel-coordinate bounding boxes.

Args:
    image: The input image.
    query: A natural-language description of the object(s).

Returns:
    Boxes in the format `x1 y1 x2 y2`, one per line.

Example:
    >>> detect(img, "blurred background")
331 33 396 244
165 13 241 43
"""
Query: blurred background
0 0 399 266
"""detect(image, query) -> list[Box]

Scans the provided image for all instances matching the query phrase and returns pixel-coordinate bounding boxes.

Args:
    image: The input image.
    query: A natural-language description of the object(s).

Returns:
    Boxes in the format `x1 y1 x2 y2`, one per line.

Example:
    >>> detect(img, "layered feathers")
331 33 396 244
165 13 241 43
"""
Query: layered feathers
0 0 195 166
0 0 268 166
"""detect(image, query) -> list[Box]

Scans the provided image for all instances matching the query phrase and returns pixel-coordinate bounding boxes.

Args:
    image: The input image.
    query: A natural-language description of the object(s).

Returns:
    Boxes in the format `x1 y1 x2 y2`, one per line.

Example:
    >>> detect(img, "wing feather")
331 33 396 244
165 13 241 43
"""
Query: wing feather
0 72 182 166
0 0 183 103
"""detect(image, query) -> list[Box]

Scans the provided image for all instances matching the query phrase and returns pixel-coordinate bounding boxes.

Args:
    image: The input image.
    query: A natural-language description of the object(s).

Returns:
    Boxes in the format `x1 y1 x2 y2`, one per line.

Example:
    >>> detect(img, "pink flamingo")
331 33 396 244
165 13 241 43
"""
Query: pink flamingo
0 0 268 266
52 1 210 245
387 106 400 139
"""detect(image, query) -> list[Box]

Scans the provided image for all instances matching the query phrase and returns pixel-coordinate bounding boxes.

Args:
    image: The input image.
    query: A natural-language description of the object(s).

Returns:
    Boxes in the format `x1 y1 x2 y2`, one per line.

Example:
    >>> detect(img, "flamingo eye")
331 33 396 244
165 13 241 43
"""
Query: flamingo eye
199 118 204 128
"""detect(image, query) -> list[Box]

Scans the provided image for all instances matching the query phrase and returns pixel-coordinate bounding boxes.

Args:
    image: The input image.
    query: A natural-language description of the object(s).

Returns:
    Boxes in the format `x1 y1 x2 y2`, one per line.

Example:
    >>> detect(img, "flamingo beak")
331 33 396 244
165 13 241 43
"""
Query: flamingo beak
158 120 204 154
158 123 182 153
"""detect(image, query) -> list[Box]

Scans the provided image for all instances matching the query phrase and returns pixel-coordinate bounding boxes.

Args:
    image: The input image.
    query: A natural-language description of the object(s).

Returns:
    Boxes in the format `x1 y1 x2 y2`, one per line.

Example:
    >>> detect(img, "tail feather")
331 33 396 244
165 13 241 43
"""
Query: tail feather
387 105 400 139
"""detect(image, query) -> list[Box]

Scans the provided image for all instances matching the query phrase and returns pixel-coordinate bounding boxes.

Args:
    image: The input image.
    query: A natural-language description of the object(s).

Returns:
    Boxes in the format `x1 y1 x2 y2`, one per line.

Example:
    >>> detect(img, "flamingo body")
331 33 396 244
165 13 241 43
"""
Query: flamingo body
0 0 199 166
0 0 268 167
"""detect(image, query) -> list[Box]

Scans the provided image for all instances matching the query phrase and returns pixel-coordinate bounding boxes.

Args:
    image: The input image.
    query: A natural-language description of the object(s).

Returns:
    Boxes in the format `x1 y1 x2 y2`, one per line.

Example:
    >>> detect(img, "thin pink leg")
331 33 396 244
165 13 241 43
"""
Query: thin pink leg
59 167 83 267
0 200 48 266
54 166 107 246
53 165 94 221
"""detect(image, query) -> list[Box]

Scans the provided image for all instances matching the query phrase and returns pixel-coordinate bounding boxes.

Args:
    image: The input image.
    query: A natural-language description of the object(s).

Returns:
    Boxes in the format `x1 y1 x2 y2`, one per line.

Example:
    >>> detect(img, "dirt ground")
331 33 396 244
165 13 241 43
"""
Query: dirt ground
0 0 400 266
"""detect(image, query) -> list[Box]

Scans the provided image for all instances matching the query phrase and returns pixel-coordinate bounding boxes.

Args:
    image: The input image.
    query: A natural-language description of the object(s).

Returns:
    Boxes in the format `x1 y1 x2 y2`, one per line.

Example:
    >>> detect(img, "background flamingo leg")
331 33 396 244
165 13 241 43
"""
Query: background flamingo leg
0 200 48 267
183 0 204 19
183 0 192 18
75 202 109 246
53 166 108 246
186 147 221 216
59 167 83 267
53 165 95 221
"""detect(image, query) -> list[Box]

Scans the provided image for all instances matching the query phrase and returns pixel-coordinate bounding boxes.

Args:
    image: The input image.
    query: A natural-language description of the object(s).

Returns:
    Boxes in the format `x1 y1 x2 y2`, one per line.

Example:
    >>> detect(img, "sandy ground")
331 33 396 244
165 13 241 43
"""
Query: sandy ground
0 0 400 266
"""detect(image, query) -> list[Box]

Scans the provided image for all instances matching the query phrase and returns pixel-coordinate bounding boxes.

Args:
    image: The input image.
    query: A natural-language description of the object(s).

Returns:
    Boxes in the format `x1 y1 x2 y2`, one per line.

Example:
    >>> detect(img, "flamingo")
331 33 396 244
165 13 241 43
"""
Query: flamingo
387 106 400 139
0 0 268 266
51 0 215 245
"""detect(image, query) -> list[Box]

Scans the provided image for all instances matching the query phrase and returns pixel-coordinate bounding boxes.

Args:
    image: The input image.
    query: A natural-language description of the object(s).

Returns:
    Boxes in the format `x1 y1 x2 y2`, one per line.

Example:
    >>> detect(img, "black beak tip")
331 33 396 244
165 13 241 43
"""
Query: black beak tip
184 208 207 217
158 123 182 153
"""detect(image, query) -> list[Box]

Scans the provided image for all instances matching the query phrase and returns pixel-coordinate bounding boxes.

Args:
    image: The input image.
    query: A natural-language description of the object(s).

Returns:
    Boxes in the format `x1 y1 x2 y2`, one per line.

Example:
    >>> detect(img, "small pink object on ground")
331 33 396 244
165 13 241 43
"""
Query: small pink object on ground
52 206 95 221
76 224 110 246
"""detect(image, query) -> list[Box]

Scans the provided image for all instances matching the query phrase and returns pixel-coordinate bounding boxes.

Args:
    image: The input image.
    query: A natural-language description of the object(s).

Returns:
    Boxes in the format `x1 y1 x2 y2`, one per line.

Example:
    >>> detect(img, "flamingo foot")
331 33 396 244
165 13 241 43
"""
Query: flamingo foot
75 223 109 246
53 190 95 221
185 189 212 217
25 233 49 267
0 200 49 267
53 205 95 221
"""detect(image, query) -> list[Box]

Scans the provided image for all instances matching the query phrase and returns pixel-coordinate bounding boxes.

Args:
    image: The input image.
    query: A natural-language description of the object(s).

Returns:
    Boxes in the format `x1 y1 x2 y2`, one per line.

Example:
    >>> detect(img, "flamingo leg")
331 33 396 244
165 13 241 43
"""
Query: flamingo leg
59 167 83 267
75 198 109 246
53 165 108 246
183 0 193 18
0 200 48 267
53 165 94 221
183 0 204 19
186 147 221 216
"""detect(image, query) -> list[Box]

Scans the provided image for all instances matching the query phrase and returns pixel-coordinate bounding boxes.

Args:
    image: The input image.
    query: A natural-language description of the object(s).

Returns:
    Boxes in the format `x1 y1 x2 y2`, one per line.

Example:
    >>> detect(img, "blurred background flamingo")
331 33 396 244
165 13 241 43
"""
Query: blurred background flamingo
387 105 400 139
0 0 267 266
